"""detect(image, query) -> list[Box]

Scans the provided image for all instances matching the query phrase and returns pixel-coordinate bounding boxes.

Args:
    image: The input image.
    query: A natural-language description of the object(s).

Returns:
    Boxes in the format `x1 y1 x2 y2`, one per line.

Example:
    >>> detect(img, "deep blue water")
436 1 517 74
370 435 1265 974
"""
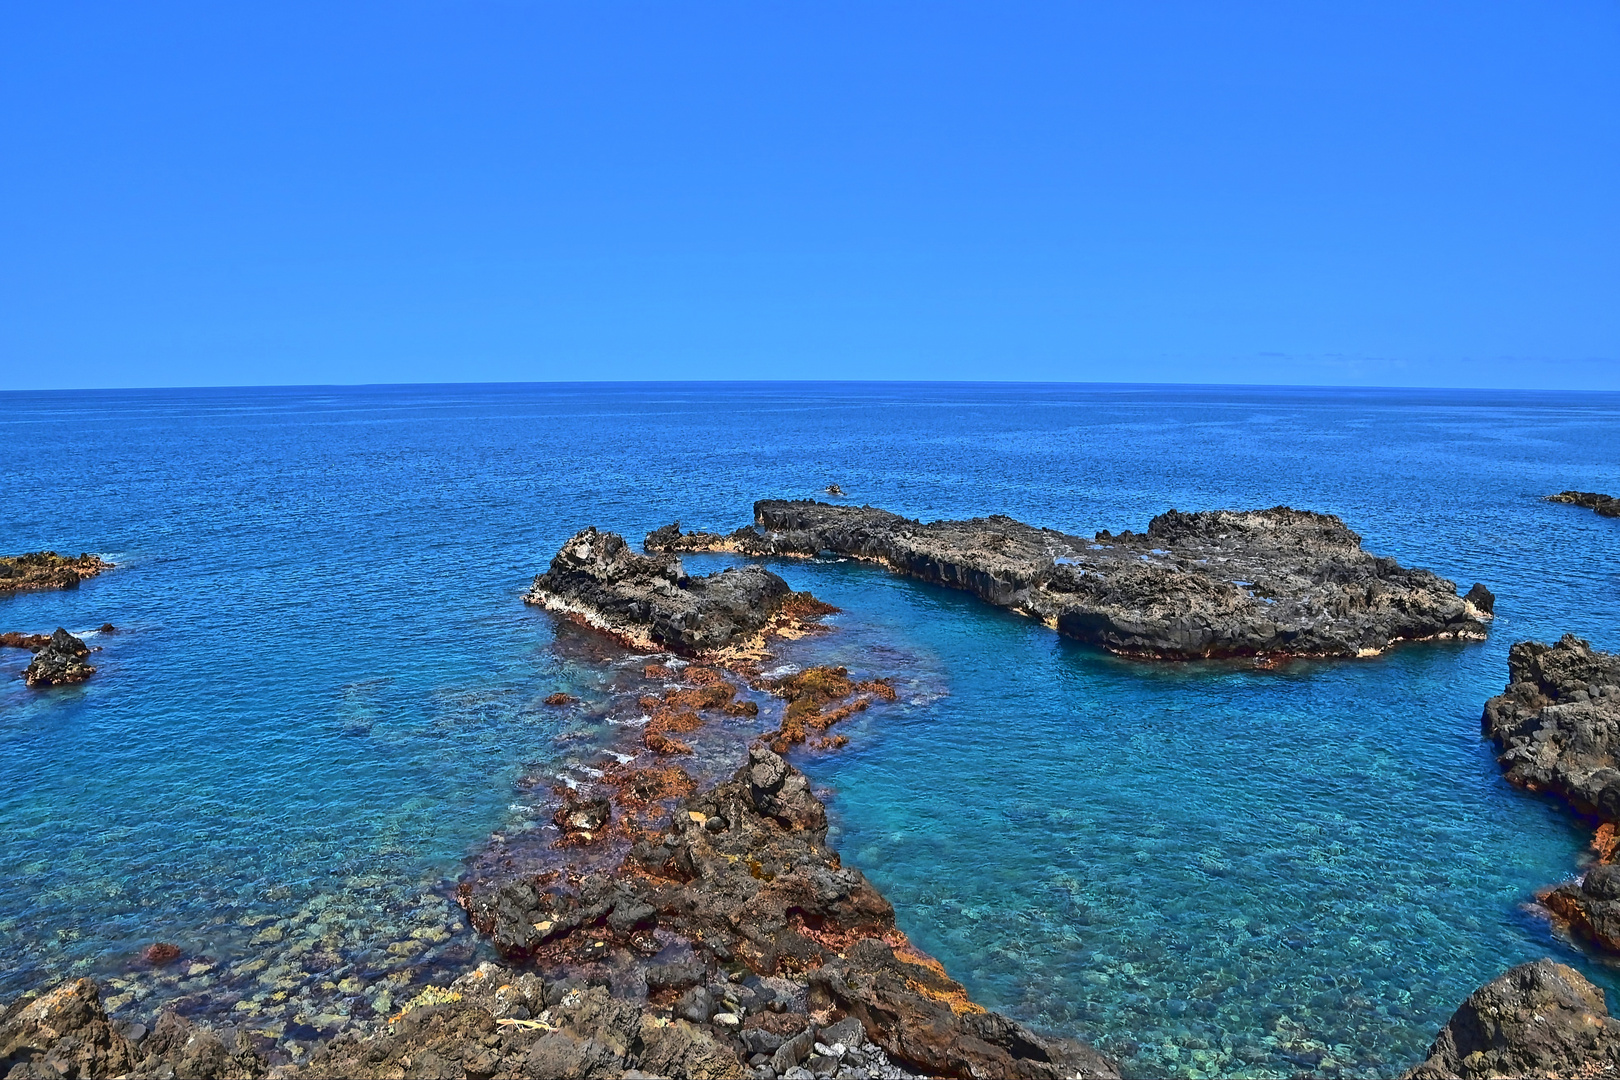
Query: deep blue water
2 383 1618 1077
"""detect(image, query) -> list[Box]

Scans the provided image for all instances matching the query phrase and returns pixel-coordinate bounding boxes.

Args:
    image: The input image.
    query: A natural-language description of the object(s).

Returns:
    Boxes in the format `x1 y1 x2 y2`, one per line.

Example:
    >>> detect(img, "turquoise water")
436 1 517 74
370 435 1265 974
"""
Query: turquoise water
2 383 1618 1076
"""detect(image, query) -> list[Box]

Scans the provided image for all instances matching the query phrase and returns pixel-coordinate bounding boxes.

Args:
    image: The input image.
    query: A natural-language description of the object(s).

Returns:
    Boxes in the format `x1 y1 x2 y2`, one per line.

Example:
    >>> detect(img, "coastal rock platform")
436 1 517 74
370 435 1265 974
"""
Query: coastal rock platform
526 528 834 657
648 500 1492 660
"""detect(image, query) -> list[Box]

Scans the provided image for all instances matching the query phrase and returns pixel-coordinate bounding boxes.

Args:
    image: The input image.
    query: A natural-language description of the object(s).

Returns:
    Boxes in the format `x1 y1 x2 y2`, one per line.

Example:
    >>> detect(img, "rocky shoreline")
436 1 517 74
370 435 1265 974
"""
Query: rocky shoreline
648 501 1492 661
1546 490 1620 518
0 551 113 594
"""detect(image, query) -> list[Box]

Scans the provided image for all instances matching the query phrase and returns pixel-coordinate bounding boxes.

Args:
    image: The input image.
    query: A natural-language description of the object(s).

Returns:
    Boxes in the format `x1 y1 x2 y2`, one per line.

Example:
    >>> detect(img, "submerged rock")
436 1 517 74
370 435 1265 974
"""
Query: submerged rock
1484 635 1620 950
1405 959 1620 1078
1547 490 1620 518
0 551 113 594
525 527 831 656
22 628 95 688
649 500 1492 660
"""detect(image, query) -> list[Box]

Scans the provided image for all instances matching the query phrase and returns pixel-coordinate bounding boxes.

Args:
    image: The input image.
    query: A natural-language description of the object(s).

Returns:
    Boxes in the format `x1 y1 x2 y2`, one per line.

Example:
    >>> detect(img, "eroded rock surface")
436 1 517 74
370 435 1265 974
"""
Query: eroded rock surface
458 748 1118 1080
1405 959 1620 1079
649 501 1491 660
1548 491 1620 518
0 551 112 594
20 628 95 688
526 528 832 656
1485 635 1620 950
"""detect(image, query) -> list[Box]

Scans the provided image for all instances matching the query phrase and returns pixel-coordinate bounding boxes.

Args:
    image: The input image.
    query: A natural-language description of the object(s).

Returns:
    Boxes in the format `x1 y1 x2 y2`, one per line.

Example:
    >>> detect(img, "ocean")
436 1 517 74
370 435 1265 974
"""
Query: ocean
2 382 1618 1078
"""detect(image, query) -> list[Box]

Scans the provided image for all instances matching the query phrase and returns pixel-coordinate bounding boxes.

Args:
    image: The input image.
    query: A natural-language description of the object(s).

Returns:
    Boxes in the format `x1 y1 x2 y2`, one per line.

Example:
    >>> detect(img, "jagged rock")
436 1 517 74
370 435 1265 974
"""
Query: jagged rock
0 979 136 1079
525 527 827 655
1483 636 1620 952
648 501 1491 660
23 628 95 688
460 748 1118 1079
1483 635 1620 820
0 551 112 594
1548 491 1620 518
1405 959 1620 1078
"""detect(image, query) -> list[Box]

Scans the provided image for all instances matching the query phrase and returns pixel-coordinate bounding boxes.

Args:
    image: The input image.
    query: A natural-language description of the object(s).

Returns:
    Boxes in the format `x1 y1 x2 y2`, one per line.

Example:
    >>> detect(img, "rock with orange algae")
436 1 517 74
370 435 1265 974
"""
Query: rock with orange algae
1404 958 1620 1079
525 527 830 656
460 748 1119 1080
543 691 577 706
760 665 892 753
0 551 113 594
650 500 1493 660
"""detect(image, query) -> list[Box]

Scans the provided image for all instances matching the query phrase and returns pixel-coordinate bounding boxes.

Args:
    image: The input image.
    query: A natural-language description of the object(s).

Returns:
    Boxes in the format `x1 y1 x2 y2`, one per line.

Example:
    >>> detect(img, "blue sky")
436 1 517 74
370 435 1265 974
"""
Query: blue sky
2 2 1616 390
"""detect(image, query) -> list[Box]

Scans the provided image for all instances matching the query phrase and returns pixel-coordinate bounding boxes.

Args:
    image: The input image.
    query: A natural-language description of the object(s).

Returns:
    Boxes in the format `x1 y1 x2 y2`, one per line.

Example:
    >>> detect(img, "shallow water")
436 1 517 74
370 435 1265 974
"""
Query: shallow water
1 383 1618 1075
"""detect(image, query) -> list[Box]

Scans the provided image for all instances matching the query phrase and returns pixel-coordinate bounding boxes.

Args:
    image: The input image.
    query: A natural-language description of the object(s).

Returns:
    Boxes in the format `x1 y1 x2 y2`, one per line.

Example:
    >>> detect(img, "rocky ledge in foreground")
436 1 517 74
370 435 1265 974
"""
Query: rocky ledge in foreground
1484 634 1620 950
1404 958 1620 1079
526 528 835 657
0 551 113 593
457 747 1118 1080
0 627 96 687
1548 491 1620 518
649 501 1492 660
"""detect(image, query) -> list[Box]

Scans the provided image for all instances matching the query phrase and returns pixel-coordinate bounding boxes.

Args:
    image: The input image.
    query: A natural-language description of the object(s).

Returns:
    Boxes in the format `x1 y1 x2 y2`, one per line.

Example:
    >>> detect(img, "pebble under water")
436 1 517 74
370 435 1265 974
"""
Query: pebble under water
1 383 1618 1077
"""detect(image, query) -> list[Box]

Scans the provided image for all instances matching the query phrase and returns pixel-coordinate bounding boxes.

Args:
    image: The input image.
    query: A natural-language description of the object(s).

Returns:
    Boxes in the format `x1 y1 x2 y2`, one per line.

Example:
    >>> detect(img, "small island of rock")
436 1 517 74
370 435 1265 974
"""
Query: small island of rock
1547 490 1620 518
0 551 113 594
525 527 834 656
1 627 97 688
648 500 1492 660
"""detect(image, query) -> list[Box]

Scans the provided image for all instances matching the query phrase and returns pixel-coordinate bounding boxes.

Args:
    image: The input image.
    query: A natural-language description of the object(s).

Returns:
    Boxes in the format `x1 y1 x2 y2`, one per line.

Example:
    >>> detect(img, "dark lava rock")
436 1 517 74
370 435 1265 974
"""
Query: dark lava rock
0 978 264 1080
553 795 612 840
1405 958 1620 1078
1483 635 1620 951
23 628 95 688
0 551 113 594
1547 490 1620 518
461 747 1119 1079
648 500 1491 660
1483 635 1620 820
525 527 827 656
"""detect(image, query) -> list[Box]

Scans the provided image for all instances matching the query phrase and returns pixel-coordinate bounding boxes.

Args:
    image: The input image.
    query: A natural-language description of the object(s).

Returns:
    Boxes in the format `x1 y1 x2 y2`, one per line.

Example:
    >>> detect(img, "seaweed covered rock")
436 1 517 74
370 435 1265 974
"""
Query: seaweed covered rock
649 500 1491 660
1547 491 1620 518
525 527 828 656
0 551 113 594
22 628 95 688
1405 959 1620 1079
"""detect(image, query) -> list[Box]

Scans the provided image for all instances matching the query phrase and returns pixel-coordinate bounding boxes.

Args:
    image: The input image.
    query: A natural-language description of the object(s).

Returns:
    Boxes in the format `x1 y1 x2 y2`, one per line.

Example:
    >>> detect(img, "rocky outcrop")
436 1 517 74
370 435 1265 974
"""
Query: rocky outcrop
649 501 1492 660
1484 635 1620 949
0 977 264 1080
1404 959 1620 1079
1548 491 1620 518
1483 635 1620 821
0 551 112 593
458 748 1119 1080
526 528 834 656
20 628 95 687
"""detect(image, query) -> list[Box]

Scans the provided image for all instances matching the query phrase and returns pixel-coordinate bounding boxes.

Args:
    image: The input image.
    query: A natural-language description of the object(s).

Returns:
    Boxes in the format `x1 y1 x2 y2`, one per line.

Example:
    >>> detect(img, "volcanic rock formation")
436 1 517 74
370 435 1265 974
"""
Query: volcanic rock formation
0 551 113 593
458 747 1118 1079
1404 959 1620 1079
1484 634 1620 950
648 501 1492 660
525 527 833 656
1547 490 1620 518
16 628 96 688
